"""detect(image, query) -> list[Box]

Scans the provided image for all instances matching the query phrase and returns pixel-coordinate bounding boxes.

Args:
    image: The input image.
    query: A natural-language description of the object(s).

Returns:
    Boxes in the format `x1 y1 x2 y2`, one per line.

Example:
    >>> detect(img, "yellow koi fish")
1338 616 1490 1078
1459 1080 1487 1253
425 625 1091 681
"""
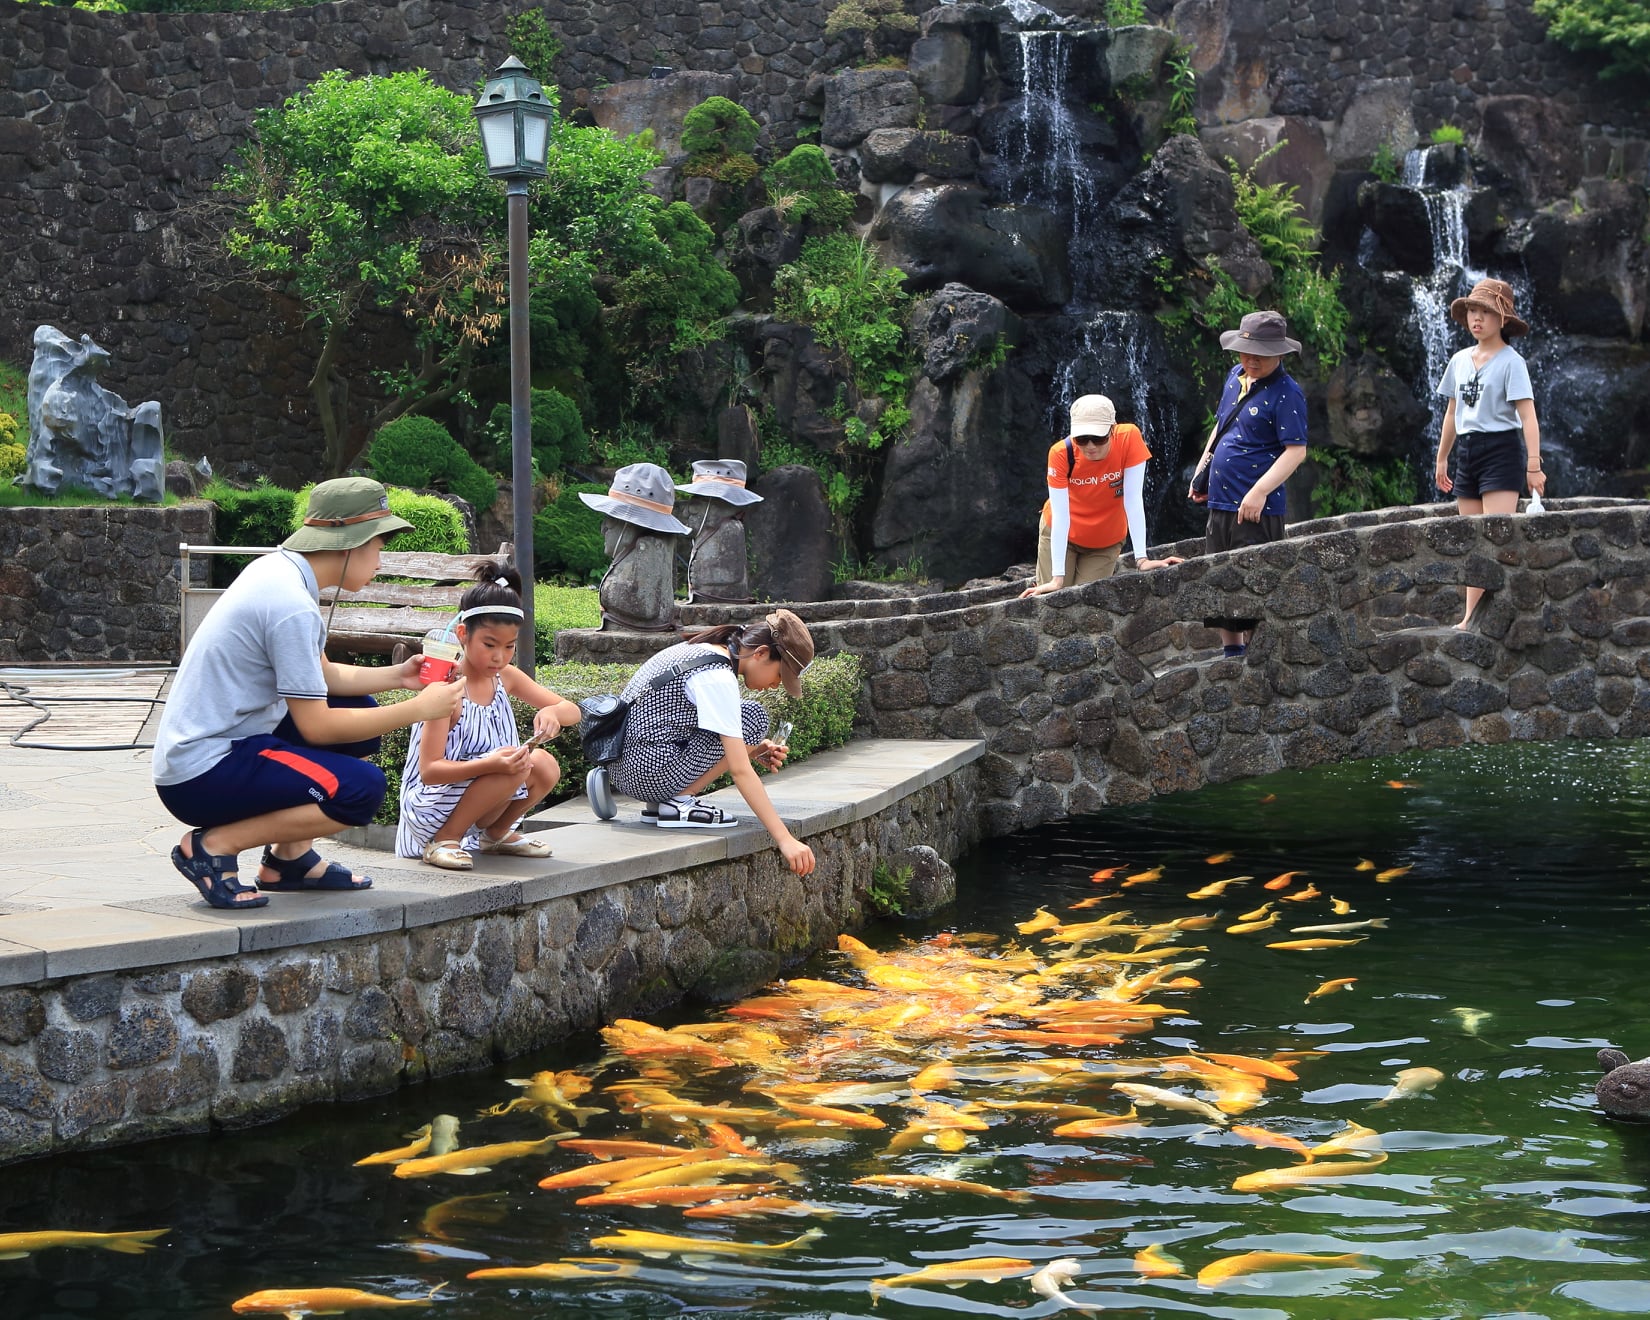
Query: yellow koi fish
575 1182 779 1208
482 1070 604 1128
603 1158 803 1192
637 1102 786 1126
417 1192 508 1242
1052 1114 1149 1138
1226 913 1280 935
1266 937 1367 951
1199 1052 1299 1082
1305 977 1358 1002
682 1196 831 1219
1375 865 1412 883
1372 1066 1444 1106
1329 896 1354 915
1282 884 1323 902
1206 852 1235 864
1015 907 1062 934
468 1258 638 1282
0 1228 168 1259
353 1125 432 1168
1068 894 1117 910
1197 1251 1365 1288
1122 866 1165 886
1292 919 1387 933
1230 1124 1315 1162
557 1138 695 1160
1133 1243 1185 1277
870 1257 1036 1296
591 1227 823 1258
1237 900 1275 922
1451 1007 1492 1036
231 1286 441 1315
1187 875 1251 900
767 1098 885 1129
1111 1083 1229 1126
1232 1152 1388 1192
537 1149 723 1191
1354 858 1377 872
392 1134 564 1179
1308 1121 1384 1159
853 1175 1032 1203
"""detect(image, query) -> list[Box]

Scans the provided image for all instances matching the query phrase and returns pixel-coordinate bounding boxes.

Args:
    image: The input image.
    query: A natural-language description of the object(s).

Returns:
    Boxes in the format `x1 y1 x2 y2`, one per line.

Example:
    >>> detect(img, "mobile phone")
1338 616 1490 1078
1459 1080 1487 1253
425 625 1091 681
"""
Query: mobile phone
525 728 555 750
774 721 793 748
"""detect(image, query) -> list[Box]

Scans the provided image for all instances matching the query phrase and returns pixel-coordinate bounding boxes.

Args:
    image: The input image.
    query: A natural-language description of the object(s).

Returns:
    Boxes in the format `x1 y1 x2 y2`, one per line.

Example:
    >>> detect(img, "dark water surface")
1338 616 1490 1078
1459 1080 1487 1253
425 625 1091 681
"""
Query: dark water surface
5 740 1650 1319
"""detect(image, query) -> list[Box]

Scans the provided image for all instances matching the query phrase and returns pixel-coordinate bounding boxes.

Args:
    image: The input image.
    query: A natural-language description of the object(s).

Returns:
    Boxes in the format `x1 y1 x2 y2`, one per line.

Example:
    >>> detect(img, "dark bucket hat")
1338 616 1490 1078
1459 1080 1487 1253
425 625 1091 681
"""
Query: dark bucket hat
282 477 415 553
1219 310 1302 356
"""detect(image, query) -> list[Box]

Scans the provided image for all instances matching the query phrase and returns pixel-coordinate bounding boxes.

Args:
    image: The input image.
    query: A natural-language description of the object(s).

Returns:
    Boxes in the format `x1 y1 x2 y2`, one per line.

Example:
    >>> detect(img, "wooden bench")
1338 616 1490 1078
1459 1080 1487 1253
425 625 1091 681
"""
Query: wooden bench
179 541 513 661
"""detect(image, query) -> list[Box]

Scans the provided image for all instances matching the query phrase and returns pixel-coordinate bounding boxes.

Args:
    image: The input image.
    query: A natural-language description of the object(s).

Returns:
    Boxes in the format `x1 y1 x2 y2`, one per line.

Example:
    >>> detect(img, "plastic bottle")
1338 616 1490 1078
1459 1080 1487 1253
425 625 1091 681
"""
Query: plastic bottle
1526 489 1545 515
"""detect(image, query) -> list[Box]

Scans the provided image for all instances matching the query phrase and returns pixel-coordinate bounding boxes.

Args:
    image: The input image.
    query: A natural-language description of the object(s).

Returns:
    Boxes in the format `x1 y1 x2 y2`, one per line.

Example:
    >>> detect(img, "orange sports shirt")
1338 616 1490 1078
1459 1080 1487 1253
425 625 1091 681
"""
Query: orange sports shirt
1039 423 1151 549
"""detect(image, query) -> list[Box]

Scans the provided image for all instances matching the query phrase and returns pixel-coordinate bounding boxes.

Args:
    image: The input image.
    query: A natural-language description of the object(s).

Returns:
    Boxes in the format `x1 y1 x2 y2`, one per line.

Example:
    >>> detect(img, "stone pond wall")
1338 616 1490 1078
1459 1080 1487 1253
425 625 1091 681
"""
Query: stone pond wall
0 503 214 664
0 772 978 1163
569 499 1650 836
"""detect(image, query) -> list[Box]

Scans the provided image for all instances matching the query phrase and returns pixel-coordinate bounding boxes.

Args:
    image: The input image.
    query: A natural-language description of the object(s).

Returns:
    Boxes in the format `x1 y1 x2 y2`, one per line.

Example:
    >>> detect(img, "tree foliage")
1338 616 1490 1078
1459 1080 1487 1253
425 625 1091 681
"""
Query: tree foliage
1534 0 1650 80
220 69 502 474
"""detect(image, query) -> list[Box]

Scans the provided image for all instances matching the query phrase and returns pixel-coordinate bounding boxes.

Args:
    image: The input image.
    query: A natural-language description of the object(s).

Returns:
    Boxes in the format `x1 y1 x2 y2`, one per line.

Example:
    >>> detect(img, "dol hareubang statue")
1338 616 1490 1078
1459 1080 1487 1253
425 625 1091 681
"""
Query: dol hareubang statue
24 325 164 502
579 463 691 632
677 458 762 604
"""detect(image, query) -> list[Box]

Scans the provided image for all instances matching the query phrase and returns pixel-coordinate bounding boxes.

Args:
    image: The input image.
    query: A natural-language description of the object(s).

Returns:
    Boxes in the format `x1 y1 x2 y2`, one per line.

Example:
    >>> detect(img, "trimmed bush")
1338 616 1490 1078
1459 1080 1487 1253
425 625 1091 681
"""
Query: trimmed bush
680 96 759 157
488 387 588 476
763 145 856 228
534 481 608 581
367 650 862 825
368 415 498 512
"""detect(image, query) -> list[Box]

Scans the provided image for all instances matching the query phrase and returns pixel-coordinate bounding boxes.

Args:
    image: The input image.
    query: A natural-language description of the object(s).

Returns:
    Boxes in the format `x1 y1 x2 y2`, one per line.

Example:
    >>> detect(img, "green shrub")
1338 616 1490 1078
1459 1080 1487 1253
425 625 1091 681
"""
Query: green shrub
1534 0 1650 80
488 387 588 476
1104 0 1146 23
1307 447 1419 517
367 415 498 512
534 482 608 581
290 483 469 556
1430 124 1465 146
588 422 671 470
205 479 299 548
680 96 760 157
365 650 862 825
763 145 856 228
1369 142 1402 183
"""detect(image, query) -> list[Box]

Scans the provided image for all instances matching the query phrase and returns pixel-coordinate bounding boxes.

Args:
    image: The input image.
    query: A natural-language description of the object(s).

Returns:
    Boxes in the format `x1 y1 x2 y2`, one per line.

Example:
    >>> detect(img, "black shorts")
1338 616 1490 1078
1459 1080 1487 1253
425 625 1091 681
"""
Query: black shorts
1204 509 1286 631
1452 428 1525 499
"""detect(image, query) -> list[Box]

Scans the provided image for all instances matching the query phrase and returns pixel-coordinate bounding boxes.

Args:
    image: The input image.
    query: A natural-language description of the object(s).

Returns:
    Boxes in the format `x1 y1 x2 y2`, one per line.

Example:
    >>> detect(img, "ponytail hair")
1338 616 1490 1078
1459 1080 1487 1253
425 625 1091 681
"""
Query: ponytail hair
457 560 524 629
685 619 779 660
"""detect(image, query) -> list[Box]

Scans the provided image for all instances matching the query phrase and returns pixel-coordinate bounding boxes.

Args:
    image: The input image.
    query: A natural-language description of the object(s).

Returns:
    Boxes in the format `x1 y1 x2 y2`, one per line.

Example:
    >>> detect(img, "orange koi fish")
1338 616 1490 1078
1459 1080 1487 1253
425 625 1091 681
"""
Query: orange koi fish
1305 977 1358 1002
1068 894 1119 909
232 1286 441 1315
1259 793 1278 803
1264 871 1304 890
575 1182 779 1208
1230 1124 1315 1161
1385 780 1419 789
1090 867 1123 882
468 1259 637 1282
1205 852 1235 864
1375 865 1412 883
1282 883 1323 902
1122 866 1165 886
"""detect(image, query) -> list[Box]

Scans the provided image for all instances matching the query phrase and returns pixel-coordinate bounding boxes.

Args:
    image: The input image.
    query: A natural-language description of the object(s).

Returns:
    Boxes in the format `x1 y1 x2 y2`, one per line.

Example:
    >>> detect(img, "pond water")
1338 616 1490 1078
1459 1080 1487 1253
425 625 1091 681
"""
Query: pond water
5 740 1650 1319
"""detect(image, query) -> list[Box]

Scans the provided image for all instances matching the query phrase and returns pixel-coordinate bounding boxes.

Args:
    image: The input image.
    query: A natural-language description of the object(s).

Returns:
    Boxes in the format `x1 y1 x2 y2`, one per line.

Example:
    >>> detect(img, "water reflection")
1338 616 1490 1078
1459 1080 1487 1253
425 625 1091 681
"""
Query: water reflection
1 741 1649 1317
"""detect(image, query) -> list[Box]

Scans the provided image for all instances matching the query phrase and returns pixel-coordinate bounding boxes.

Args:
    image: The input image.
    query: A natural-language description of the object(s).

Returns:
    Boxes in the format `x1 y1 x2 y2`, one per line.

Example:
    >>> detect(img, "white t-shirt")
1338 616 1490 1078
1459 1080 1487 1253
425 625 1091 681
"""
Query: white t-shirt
683 666 744 738
1436 345 1532 433
152 549 328 785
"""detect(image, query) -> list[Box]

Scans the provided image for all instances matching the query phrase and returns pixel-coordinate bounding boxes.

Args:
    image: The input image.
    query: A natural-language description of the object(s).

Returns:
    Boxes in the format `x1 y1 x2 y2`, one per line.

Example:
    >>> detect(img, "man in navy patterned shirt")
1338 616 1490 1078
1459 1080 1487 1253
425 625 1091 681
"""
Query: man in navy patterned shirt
1187 310 1310 658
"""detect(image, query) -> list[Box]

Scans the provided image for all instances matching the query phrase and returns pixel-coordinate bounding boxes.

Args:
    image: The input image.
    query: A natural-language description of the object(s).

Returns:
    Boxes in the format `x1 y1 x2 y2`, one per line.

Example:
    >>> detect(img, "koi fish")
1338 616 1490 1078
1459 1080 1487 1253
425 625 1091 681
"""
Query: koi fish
1122 866 1165 886
393 1134 564 1179
1052 1115 1149 1138
468 1258 639 1282
603 1158 803 1193
766 1098 885 1129
853 1175 1032 1203
1226 913 1280 935
1308 1121 1384 1159
1237 900 1275 922
976 1101 1112 1120
575 1182 779 1208
1259 793 1278 803
637 1102 786 1126
537 1150 724 1191
1029 1258 1094 1310
1111 1083 1229 1126
1355 859 1377 872
871 1257 1037 1296
482 1071 604 1128
1329 896 1354 915
1375 865 1412 883
1197 1251 1365 1288
1199 1052 1298 1082
1133 1243 1185 1277
703 1122 765 1156
231 1286 441 1315
591 1227 823 1259
557 1139 696 1160
682 1196 831 1219
353 1125 432 1167
1186 875 1252 899
1231 1152 1389 1192
1305 977 1358 1002
1372 1066 1444 1106
0 1228 168 1259
1230 1124 1315 1161
1282 883 1323 902
1089 867 1123 882
428 1114 462 1155
1451 1007 1492 1036
1386 780 1419 789
1205 852 1235 864
1266 937 1367 951
1068 894 1117 910
1292 919 1387 934
1264 871 1305 890
1016 907 1062 934
417 1192 509 1242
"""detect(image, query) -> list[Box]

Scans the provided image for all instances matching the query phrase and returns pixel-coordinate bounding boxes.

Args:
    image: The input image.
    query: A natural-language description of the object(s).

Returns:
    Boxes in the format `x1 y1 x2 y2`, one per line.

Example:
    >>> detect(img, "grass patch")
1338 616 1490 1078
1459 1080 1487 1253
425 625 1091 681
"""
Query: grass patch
0 484 179 508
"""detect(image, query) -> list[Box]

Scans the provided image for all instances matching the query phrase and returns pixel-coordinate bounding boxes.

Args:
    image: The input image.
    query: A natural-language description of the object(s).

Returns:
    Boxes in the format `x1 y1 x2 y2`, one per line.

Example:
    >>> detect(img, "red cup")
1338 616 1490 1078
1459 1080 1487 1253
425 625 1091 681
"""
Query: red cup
418 638 461 685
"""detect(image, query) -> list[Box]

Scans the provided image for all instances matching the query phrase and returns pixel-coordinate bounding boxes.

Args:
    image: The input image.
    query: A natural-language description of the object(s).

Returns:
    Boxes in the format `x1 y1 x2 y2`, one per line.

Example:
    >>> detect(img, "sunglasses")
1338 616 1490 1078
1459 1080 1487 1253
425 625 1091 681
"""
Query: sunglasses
1074 431 1114 448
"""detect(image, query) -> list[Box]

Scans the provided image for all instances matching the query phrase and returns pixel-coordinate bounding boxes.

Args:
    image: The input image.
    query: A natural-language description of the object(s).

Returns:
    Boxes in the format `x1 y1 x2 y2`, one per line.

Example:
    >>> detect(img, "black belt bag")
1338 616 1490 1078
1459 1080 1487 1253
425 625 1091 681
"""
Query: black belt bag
578 652 734 766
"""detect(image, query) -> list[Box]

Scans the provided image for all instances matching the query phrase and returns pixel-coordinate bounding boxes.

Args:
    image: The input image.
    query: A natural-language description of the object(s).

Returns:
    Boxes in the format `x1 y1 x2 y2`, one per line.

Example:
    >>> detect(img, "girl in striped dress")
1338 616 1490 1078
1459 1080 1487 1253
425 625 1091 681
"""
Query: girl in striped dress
395 562 580 870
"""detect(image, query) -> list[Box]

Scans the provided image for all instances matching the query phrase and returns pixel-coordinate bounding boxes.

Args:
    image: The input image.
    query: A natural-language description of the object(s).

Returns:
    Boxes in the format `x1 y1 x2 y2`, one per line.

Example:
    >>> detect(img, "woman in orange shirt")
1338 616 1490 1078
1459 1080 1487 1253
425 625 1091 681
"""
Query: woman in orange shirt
1021 394 1180 598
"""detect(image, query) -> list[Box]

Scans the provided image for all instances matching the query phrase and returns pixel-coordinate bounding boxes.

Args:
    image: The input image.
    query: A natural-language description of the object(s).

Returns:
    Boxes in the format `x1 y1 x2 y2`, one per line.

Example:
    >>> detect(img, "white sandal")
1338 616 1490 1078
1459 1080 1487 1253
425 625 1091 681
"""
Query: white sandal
476 830 552 857
421 840 473 871
645 796 740 829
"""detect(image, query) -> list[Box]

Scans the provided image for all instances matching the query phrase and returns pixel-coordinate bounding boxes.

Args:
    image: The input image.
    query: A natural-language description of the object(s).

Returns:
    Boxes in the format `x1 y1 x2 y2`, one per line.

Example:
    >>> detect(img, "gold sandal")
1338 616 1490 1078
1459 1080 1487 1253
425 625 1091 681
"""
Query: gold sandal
476 830 552 858
421 840 473 871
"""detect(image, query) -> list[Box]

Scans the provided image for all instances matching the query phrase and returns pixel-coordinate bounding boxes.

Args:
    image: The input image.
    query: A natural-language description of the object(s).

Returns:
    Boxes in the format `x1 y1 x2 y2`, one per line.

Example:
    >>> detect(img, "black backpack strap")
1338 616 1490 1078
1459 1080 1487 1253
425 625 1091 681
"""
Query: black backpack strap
1065 437 1076 479
642 650 734 694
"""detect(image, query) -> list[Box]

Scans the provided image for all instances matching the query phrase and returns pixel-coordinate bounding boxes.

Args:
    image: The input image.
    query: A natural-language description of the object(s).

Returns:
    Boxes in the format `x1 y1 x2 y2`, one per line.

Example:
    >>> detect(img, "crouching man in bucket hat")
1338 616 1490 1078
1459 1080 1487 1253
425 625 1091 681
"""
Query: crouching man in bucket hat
153 478 466 910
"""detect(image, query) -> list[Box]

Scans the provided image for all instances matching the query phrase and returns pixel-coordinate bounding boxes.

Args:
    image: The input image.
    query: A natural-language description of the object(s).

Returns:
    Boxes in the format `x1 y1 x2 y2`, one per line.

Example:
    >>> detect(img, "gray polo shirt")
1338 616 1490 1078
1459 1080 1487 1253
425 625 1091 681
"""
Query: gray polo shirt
152 549 329 786
1436 345 1533 434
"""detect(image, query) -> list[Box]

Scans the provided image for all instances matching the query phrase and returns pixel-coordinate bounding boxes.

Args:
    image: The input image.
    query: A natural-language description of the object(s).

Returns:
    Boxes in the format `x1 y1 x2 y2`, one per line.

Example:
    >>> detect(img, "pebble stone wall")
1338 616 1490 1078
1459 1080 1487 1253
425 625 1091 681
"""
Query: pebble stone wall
571 500 1650 836
0 773 977 1164
0 504 214 664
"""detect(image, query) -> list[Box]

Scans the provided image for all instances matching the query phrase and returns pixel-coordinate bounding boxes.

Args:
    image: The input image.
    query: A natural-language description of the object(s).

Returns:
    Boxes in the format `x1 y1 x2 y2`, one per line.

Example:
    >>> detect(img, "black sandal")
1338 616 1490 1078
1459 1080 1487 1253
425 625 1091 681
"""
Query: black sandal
257 847 372 892
171 829 269 910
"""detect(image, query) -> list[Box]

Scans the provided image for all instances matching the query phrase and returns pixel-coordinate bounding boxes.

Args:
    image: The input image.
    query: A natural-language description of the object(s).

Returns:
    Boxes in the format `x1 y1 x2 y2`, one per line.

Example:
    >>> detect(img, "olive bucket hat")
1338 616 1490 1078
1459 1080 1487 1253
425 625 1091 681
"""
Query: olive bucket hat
282 477 415 553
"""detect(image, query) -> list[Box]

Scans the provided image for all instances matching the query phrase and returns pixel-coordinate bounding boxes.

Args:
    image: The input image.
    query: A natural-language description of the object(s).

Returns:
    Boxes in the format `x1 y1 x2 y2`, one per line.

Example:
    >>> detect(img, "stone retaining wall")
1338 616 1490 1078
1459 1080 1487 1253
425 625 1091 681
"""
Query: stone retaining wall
0 769 977 1163
0 503 213 664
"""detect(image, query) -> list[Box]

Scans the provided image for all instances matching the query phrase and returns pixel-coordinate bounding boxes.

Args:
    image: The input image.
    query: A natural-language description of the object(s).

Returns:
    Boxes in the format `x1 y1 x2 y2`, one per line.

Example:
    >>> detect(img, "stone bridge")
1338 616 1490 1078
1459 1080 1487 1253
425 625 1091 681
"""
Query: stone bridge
563 498 1650 835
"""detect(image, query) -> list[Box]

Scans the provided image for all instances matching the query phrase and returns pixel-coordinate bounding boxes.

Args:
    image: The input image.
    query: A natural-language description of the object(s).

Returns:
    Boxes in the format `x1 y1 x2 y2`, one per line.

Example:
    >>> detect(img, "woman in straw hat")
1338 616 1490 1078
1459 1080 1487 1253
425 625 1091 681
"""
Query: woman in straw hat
1433 277 1544 629
153 478 465 909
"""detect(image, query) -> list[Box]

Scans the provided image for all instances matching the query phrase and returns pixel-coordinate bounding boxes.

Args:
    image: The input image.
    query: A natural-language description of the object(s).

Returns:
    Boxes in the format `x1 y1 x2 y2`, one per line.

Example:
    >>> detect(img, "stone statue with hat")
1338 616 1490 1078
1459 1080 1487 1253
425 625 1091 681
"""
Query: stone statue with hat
676 458 763 604
579 462 691 632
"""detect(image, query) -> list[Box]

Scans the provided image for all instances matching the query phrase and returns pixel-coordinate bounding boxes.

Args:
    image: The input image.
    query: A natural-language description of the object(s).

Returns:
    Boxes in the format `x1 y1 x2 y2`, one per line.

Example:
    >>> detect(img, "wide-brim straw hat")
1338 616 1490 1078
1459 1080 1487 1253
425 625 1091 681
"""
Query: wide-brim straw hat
1449 277 1529 338
282 477 415 553
676 458 763 506
766 608 814 698
579 462 691 534
1219 309 1302 356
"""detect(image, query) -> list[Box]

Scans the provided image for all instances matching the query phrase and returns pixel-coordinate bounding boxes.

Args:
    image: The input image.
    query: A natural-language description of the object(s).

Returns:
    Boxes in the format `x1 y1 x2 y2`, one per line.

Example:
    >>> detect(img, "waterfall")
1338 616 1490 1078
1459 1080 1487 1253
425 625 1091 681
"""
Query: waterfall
1404 146 1484 444
1003 30 1100 273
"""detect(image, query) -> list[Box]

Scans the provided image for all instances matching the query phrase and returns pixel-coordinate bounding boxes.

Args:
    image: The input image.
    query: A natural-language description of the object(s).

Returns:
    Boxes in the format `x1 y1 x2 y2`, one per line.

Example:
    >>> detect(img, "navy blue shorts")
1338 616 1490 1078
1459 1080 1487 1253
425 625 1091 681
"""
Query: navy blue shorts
1452 428 1525 499
156 695 386 830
